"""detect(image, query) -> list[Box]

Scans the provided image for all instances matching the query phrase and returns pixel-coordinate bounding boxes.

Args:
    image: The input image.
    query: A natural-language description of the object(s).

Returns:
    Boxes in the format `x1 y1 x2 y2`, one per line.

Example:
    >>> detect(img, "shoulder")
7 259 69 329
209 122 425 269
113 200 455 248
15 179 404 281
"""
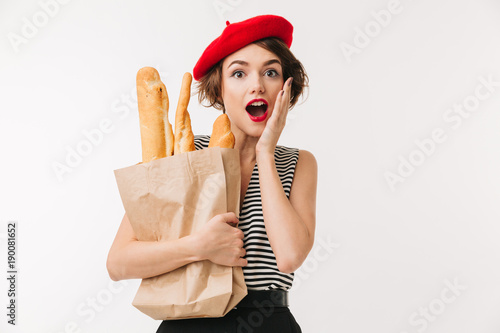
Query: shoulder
296 149 318 176
274 145 299 161
297 149 317 166
288 149 318 222
274 146 316 172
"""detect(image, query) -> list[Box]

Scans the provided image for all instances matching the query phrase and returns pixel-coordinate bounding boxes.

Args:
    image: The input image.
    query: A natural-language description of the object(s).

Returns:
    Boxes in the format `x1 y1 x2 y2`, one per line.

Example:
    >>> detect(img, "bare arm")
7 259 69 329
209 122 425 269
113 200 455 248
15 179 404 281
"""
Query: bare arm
106 213 199 281
256 149 318 273
106 212 246 281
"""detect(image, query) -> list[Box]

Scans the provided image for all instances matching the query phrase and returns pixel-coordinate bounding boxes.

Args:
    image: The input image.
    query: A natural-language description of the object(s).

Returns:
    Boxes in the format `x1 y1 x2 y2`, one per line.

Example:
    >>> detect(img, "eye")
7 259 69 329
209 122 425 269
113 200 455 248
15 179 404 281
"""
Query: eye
231 70 245 79
265 69 279 78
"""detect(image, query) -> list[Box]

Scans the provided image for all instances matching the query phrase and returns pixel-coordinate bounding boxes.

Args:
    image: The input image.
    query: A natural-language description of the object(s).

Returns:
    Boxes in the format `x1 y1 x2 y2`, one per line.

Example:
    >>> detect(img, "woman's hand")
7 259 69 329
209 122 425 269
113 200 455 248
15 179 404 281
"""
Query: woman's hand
256 77 293 156
192 212 247 267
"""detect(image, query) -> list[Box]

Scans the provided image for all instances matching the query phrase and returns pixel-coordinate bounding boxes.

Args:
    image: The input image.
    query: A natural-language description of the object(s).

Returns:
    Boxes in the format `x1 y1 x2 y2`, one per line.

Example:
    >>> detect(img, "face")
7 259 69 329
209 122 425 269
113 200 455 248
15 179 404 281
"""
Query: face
221 43 284 138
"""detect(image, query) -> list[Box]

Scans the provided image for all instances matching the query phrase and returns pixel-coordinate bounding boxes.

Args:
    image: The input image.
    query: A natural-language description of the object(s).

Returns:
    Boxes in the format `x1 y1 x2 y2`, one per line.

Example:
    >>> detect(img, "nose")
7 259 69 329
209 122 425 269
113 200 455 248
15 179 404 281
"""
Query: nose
249 74 265 95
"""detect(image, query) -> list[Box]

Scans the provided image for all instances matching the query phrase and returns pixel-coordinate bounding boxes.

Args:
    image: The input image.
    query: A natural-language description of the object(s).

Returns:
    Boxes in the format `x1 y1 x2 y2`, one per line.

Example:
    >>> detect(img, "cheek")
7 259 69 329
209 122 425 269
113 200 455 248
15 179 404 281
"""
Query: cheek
273 80 284 93
221 85 241 109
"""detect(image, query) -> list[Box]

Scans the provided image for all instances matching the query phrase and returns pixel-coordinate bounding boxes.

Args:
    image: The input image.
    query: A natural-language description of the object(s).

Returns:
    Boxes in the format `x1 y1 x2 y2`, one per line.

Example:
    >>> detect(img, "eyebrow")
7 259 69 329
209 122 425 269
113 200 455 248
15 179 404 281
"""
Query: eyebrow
227 59 281 69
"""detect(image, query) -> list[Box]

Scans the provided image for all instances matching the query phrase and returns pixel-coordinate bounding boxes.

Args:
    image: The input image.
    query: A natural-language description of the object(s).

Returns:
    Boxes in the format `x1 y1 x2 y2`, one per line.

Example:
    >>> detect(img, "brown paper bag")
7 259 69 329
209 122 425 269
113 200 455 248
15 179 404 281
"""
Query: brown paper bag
114 147 247 320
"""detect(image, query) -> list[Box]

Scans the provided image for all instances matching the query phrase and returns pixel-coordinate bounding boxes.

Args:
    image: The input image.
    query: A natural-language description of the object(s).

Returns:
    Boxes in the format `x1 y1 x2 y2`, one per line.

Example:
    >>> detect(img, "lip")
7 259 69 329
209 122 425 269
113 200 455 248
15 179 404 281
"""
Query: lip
246 99 268 122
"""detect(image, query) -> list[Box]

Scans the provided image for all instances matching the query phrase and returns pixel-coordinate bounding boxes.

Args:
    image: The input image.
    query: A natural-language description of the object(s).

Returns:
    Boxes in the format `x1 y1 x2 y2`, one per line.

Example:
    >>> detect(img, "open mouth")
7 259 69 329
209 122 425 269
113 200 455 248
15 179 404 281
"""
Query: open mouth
245 99 268 121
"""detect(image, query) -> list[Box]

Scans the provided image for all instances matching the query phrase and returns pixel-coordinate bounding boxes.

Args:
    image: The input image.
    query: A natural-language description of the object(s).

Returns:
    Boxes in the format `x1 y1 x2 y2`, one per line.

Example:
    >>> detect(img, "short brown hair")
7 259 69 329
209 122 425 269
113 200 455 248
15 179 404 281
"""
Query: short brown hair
196 37 309 112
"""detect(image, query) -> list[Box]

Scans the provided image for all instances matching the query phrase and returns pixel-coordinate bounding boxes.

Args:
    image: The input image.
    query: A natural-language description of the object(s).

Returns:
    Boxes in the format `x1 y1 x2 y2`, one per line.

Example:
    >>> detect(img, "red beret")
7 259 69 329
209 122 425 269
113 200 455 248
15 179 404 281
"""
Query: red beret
193 15 293 81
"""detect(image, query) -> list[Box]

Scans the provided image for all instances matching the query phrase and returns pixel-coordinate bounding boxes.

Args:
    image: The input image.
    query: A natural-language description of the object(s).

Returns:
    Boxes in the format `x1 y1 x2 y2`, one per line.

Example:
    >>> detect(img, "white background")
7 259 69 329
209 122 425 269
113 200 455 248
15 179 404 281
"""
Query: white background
1 0 500 332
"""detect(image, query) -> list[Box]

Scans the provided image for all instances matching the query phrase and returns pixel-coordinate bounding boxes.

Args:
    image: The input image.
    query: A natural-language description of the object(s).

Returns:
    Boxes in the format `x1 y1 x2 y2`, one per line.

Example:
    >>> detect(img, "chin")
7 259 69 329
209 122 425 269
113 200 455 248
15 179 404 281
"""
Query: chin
243 125 265 138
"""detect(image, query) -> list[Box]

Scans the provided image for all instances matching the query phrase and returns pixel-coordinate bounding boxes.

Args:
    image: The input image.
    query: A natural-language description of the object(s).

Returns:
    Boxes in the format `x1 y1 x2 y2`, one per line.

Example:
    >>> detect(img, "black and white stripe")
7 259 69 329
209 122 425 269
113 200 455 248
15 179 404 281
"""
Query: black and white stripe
194 135 299 291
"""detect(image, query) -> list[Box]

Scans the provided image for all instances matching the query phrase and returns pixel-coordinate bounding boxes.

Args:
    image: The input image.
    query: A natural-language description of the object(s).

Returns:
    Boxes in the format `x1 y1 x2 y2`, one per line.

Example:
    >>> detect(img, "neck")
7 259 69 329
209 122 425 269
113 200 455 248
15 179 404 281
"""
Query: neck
232 127 259 164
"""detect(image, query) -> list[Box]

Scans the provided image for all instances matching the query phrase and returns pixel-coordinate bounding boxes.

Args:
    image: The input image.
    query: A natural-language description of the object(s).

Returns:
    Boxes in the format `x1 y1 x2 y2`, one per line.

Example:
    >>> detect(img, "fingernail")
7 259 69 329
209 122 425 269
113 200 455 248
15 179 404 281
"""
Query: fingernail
288 78 293 86
281 90 284 96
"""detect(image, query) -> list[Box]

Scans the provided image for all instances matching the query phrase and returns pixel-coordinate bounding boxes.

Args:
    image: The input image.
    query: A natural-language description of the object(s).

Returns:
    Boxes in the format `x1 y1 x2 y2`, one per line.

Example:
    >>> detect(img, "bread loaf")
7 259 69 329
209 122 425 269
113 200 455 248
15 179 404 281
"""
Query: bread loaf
174 72 196 154
209 114 235 149
136 67 174 162
136 69 233 159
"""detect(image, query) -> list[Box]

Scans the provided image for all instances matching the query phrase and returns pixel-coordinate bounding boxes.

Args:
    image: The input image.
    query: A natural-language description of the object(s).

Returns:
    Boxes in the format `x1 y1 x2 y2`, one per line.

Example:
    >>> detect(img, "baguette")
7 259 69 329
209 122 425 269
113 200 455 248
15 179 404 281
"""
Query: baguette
174 72 196 154
136 67 174 163
208 114 235 149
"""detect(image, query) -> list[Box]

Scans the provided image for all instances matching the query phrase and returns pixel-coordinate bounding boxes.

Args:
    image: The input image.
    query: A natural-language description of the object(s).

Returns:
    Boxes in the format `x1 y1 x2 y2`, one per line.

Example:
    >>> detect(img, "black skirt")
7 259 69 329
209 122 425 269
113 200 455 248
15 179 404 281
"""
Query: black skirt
155 306 302 333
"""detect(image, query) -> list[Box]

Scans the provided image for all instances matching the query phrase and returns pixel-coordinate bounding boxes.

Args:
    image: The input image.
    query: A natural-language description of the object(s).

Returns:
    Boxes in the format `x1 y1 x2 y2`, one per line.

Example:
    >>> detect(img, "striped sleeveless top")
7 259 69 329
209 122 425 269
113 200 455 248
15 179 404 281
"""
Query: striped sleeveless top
194 135 300 291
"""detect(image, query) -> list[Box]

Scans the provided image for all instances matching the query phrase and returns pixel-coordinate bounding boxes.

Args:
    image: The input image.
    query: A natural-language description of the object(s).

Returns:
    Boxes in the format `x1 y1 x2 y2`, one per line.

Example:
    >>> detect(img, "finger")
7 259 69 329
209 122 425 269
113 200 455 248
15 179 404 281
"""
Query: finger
237 258 248 267
282 76 292 88
219 212 239 225
237 238 244 248
274 89 284 111
235 228 244 239
285 78 293 98
282 78 292 111
276 89 288 114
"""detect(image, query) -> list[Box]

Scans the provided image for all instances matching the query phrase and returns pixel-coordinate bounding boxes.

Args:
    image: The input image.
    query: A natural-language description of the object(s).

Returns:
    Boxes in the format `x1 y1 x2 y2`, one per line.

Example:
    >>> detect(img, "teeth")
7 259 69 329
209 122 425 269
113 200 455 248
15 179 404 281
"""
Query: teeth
250 101 265 106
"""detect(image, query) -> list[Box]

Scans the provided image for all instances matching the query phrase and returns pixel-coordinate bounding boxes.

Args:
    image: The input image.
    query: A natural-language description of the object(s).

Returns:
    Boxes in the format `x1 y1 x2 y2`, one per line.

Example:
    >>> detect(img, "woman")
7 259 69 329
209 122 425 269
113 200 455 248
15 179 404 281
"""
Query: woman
107 14 317 332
